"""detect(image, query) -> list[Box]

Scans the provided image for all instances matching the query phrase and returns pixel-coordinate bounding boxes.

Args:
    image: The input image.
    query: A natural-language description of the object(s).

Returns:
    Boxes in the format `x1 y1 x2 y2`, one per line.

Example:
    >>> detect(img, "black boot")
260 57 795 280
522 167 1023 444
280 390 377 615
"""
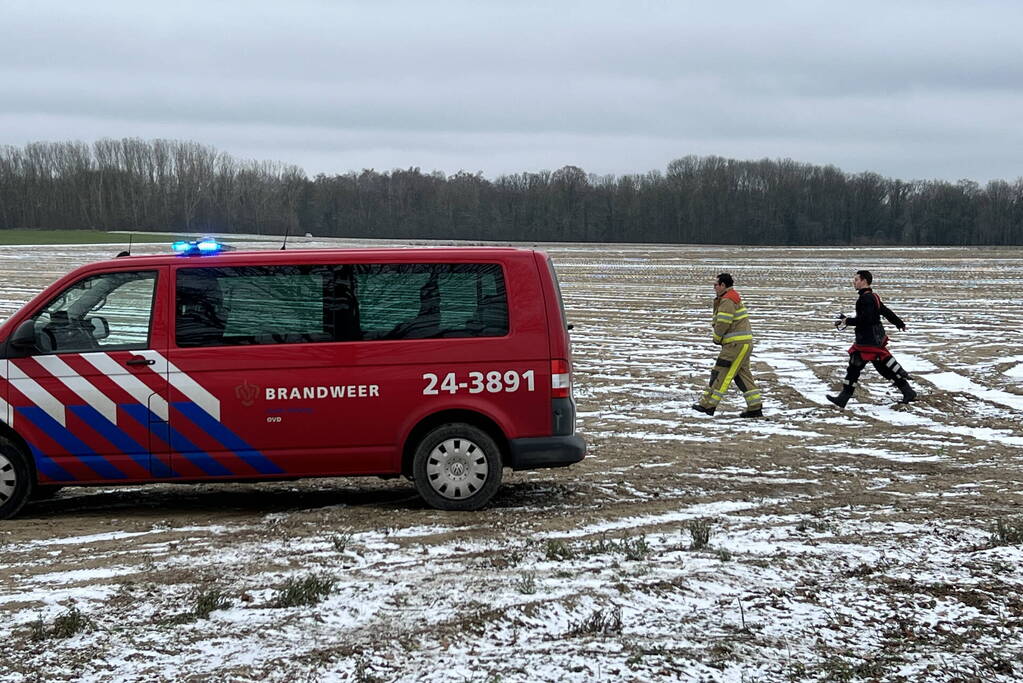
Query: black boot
895 379 917 403
692 403 715 415
739 408 763 418
826 388 853 408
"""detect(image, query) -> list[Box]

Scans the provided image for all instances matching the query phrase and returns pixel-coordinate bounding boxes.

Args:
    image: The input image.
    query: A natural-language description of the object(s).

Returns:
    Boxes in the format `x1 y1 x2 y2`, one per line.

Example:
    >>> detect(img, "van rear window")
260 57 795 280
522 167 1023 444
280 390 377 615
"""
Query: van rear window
175 263 507 347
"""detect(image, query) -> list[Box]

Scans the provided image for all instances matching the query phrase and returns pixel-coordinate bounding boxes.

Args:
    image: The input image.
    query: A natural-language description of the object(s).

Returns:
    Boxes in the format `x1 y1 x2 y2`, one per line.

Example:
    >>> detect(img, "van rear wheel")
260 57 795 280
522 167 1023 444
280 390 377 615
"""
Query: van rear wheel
0 438 32 520
412 423 502 511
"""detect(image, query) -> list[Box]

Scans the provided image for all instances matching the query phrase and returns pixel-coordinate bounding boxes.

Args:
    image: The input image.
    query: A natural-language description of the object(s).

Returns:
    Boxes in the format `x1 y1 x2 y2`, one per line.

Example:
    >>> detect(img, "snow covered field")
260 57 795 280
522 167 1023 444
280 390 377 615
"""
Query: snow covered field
2 239 1023 682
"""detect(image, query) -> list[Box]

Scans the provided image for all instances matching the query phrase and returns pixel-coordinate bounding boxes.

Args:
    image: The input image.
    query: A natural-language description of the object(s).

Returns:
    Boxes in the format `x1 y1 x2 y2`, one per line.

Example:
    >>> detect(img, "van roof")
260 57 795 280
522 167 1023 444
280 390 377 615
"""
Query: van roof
95 246 540 268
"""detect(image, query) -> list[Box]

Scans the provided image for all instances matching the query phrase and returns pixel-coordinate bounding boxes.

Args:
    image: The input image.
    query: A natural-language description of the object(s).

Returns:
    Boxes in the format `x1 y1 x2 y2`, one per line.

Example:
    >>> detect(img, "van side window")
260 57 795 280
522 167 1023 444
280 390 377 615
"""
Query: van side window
355 264 508 340
30 271 157 354
174 263 508 347
176 266 340 347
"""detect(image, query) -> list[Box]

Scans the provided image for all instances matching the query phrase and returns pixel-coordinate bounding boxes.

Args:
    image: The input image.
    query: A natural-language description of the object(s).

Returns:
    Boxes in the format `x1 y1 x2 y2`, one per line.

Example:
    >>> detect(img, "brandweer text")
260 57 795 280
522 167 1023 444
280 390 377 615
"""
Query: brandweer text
266 385 380 400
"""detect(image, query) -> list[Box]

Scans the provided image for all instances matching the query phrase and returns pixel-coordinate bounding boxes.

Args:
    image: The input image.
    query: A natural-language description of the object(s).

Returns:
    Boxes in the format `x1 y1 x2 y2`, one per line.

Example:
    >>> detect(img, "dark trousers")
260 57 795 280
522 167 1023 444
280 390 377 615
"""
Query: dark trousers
842 351 909 392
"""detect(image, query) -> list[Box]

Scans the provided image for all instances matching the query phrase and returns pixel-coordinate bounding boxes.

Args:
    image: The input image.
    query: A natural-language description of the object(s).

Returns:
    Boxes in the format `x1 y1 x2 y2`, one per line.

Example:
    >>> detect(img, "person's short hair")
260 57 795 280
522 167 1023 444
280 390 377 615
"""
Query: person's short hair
855 269 873 285
716 273 733 288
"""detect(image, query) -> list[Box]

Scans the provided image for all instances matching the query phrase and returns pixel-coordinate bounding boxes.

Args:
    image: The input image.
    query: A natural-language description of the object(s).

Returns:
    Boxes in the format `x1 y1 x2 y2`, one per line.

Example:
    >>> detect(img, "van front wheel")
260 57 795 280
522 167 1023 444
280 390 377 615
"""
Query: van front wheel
0 438 32 520
412 424 502 511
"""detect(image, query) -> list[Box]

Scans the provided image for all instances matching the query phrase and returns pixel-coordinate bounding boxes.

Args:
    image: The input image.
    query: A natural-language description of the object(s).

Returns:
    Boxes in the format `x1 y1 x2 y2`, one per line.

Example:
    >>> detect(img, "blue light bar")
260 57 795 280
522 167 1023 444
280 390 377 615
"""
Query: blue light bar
171 237 231 256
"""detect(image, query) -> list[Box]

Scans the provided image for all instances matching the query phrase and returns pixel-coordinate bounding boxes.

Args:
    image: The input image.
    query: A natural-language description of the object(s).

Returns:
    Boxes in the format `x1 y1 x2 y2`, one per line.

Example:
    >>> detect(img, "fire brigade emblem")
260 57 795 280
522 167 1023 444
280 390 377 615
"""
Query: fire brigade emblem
235 380 259 407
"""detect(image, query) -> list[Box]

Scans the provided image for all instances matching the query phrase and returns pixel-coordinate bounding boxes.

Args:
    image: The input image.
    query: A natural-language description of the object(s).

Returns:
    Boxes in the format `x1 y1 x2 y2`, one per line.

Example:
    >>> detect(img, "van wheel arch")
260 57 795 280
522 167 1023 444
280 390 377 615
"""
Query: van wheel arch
0 423 36 482
402 410 508 478
0 432 34 520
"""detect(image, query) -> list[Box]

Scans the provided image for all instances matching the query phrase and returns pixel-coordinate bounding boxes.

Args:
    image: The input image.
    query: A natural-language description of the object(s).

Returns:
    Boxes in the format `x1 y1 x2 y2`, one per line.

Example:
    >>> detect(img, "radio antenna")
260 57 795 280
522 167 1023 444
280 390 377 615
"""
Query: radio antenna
280 225 290 250
116 233 133 258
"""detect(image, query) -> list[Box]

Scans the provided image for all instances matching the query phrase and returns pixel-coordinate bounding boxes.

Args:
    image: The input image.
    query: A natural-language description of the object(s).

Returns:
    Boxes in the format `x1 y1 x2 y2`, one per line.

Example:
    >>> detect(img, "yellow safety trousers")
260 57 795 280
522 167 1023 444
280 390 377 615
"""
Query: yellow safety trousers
700 342 762 409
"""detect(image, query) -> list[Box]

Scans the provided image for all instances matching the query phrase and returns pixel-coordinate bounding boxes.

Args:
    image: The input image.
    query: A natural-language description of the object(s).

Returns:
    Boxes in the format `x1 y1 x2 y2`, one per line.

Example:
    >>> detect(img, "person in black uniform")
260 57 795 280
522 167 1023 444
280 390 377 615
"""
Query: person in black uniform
827 270 917 407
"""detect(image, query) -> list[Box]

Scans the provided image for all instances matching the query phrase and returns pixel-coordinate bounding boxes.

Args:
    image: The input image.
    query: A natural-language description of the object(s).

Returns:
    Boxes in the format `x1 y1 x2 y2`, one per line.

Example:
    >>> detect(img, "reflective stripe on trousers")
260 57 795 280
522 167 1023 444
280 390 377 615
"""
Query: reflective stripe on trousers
701 343 762 409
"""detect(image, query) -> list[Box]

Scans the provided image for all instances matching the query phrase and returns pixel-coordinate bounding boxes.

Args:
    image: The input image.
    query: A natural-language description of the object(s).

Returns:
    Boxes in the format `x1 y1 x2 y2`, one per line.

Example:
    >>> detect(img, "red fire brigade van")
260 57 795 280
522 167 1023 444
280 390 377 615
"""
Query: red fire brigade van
0 240 584 518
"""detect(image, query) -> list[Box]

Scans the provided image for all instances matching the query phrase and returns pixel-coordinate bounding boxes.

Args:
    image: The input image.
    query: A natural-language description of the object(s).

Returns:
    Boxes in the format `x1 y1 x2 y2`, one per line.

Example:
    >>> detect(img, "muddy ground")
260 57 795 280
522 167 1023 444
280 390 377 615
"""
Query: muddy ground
2 240 1022 682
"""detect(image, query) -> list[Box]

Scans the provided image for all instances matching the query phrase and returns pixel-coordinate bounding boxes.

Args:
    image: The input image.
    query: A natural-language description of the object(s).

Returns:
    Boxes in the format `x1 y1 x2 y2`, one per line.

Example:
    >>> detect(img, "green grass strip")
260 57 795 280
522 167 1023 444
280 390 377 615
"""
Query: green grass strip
0 229 193 245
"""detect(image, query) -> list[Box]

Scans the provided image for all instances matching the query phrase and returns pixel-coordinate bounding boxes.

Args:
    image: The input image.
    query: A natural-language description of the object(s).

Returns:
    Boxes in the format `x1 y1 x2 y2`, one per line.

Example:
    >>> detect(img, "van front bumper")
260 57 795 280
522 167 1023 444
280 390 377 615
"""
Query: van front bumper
506 435 585 471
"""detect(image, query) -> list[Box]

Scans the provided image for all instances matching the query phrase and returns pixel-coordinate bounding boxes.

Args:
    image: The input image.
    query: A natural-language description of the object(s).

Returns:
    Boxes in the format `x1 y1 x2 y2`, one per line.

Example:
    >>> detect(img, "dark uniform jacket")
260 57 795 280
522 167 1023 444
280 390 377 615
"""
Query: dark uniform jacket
844 287 905 347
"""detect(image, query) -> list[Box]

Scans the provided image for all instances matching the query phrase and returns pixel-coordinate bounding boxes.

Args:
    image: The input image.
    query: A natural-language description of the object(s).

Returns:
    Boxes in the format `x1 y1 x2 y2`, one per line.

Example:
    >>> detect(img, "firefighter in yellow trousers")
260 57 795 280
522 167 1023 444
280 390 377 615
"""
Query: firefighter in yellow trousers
693 273 764 418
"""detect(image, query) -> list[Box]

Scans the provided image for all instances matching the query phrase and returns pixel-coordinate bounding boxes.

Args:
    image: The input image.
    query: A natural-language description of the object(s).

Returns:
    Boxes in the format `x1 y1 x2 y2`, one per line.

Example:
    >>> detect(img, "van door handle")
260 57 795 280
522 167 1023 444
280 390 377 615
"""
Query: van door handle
125 357 156 366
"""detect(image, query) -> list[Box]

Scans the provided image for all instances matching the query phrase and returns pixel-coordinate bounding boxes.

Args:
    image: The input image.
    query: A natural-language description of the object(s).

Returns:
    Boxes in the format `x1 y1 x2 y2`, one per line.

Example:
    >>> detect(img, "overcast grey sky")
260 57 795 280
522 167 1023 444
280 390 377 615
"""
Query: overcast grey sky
2 0 1021 183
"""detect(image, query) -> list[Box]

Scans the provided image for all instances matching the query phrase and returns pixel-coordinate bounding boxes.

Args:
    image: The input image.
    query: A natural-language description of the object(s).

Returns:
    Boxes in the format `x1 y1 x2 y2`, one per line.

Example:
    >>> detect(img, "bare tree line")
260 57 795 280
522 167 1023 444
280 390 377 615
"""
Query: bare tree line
0 139 305 236
1 138 1021 245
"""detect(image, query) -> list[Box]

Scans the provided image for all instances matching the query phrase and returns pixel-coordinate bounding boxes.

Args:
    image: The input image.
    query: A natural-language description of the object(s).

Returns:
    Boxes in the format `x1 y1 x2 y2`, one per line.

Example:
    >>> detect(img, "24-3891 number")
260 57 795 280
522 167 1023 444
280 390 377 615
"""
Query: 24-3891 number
422 370 535 395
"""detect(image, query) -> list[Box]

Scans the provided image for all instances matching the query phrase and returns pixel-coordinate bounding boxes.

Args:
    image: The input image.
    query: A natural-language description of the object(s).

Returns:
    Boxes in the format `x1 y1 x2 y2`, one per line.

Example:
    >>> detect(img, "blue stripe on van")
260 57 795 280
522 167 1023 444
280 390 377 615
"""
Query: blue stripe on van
68 405 151 472
25 441 75 482
166 424 234 477
16 406 126 480
119 403 177 478
172 402 284 475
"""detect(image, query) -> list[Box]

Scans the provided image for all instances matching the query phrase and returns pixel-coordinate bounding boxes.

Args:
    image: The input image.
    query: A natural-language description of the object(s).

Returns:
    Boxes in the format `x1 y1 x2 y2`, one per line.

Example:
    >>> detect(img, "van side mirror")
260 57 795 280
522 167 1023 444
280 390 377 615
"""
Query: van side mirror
10 319 38 349
87 316 110 340
6 319 48 357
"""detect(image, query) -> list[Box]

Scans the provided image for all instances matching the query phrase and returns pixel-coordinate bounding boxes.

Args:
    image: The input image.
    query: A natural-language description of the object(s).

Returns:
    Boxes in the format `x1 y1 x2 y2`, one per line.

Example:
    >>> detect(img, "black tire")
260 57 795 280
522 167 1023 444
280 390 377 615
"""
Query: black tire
30 485 64 501
412 423 503 511
0 437 33 520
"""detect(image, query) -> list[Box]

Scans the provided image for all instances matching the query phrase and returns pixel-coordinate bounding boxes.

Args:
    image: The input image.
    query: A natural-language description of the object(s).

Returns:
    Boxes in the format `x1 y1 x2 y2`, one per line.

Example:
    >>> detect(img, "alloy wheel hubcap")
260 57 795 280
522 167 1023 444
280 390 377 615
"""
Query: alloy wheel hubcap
426 438 489 500
0 454 17 504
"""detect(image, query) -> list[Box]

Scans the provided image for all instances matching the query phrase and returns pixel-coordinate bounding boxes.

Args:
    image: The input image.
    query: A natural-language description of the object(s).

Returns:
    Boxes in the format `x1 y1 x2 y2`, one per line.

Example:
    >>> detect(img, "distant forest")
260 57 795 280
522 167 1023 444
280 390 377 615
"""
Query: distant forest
1 138 1021 245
